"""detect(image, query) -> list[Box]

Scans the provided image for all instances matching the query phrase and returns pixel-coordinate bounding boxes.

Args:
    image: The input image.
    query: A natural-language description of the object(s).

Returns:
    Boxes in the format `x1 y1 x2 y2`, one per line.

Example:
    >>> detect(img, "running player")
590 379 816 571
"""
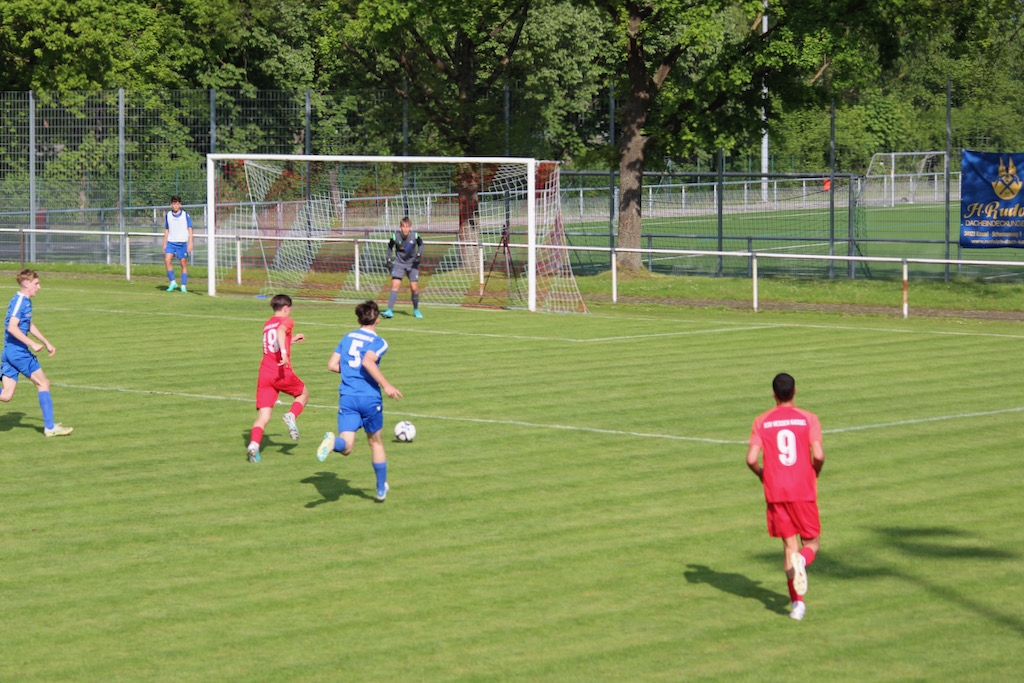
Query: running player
746 372 825 621
0 269 73 436
316 300 403 502
247 294 308 463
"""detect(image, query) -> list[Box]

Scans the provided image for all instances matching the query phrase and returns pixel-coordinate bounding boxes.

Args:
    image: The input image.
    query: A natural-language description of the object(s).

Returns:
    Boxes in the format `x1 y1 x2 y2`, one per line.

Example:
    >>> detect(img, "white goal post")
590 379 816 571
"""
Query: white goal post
860 151 948 207
204 153 586 313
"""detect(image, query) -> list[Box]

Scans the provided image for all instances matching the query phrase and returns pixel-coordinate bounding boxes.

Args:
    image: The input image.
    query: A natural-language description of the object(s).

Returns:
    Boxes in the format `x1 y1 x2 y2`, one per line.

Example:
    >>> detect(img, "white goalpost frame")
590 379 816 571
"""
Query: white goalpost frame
862 151 947 207
205 153 540 311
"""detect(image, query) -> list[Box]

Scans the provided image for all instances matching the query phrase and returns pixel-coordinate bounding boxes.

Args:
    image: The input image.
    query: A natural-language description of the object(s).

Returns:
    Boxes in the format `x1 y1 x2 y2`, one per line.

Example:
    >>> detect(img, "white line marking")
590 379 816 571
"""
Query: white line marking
52 382 1023 445
824 406 1024 434
49 304 1024 343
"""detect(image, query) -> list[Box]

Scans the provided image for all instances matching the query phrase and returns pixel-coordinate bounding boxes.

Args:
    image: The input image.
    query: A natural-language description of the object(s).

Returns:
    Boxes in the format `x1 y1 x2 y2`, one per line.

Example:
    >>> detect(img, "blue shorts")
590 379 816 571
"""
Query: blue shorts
390 262 419 282
1 345 41 381
165 242 189 260
337 393 384 436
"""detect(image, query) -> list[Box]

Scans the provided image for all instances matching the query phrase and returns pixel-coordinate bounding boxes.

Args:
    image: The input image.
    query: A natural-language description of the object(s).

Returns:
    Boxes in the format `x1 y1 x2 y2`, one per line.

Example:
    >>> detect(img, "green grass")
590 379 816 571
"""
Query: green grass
1 274 1022 681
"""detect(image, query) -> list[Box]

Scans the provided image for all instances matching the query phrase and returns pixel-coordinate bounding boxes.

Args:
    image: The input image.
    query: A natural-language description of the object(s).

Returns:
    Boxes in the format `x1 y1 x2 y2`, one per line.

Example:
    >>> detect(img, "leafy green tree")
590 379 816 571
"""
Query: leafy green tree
0 0 320 92
509 1 615 162
770 0 1024 173
317 0 531 248
584 0 1020 269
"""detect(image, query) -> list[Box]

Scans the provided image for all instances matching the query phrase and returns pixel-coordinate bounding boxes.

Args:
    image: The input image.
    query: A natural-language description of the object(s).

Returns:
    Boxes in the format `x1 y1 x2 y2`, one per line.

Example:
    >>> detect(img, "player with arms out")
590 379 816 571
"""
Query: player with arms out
163 195 194 293
247 294 308 463
746 372 825 621
382 216 424 319
317 300 403 502
0 269 72 436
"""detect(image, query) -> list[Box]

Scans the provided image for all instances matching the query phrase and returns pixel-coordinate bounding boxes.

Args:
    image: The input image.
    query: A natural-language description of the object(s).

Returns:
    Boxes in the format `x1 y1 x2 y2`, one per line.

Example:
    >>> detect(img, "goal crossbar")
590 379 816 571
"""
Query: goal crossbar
204 153 579 313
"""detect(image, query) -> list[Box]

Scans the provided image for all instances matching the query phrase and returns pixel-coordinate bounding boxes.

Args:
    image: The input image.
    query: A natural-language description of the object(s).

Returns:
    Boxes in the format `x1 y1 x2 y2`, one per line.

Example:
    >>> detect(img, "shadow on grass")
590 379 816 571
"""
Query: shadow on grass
238 430 299 457
684 564 790 615
871 525 1024 637
0 411 40 435
301 471 374 507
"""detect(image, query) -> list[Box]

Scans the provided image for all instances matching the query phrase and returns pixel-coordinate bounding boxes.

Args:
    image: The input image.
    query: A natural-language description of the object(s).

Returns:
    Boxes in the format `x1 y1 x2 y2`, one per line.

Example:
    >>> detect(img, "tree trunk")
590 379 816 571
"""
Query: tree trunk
615 7 654 272
617 127 647 271
456 164 481 269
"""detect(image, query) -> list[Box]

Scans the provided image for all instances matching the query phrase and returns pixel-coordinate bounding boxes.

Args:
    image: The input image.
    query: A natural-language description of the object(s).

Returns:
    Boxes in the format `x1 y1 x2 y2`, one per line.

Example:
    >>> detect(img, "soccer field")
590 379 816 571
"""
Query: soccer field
1 275 1022 681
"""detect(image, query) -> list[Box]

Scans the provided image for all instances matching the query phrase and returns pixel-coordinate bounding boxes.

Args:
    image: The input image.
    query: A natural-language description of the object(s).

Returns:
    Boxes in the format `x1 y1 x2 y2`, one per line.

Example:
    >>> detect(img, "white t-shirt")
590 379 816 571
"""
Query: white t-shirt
165 210 192 243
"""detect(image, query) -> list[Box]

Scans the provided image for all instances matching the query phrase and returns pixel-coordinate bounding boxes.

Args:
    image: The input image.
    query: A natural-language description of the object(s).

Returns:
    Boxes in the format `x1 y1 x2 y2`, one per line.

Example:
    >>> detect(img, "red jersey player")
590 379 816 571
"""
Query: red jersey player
247 294 309 463
746 372 825 621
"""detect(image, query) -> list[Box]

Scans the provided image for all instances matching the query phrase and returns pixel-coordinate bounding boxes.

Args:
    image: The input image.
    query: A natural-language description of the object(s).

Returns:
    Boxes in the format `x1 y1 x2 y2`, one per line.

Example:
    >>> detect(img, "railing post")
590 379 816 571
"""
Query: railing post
902 259 909 319
752 254 759 312
354 240 361 291
611 249 618 303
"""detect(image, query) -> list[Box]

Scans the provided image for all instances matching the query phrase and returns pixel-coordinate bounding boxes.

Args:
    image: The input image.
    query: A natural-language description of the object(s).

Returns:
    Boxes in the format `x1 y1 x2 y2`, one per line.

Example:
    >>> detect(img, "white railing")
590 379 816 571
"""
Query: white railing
3 227 1023 317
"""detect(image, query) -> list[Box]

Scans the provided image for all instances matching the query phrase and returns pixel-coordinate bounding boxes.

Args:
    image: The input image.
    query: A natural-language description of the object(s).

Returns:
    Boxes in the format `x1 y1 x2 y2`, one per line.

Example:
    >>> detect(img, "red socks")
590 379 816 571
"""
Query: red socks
800 546 817 566
787 579 800 602
250 426 264 445
289 402 305 418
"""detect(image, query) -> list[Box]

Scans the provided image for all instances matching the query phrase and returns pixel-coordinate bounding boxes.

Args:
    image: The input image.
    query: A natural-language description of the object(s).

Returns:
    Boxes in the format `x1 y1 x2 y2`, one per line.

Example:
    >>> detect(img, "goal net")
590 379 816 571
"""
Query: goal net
859 151 947 206
204 154 587 313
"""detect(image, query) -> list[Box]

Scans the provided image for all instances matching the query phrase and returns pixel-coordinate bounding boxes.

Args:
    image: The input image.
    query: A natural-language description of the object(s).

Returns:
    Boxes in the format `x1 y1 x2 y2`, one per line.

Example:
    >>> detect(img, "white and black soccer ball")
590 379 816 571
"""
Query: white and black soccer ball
393 420 416 442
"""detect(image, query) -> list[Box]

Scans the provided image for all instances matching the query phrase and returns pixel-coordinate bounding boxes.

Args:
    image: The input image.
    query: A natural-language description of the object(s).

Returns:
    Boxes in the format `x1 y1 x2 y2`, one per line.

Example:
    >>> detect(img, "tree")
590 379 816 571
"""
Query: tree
588 1 764 270
318 0 532 253
0 0 320 92
584 0 1019 269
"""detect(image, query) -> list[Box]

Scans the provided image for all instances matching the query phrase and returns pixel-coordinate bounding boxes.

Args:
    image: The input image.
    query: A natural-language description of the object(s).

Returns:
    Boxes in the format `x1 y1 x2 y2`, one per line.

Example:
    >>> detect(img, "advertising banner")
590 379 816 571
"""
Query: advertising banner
960 150 1024 248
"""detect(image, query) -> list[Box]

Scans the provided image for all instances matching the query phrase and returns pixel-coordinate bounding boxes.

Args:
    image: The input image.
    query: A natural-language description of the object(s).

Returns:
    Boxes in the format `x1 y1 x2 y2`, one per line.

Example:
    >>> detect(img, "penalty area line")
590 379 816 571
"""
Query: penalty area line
52 383 1024 444
51 382 740 445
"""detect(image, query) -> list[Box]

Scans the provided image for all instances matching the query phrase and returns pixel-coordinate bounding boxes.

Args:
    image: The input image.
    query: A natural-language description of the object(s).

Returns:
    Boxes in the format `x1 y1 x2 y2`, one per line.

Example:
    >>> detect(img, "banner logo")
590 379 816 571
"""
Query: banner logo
992 157 1022 200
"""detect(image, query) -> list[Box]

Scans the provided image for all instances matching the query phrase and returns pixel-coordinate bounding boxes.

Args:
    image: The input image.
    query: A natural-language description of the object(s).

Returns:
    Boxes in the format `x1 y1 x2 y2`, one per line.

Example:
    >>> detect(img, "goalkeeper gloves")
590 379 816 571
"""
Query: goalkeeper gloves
386 258 393 270
412 256 421 268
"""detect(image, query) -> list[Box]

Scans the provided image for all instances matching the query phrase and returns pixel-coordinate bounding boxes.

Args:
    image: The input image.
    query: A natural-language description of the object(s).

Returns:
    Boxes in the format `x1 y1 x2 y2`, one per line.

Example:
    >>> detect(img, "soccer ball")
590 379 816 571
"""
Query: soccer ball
394 420 416 442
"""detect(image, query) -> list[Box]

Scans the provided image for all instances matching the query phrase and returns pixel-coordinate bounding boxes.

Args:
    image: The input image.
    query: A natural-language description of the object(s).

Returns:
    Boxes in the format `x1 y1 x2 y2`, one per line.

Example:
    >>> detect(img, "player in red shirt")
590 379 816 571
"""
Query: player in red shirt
247 294 309 463
746 373 825 621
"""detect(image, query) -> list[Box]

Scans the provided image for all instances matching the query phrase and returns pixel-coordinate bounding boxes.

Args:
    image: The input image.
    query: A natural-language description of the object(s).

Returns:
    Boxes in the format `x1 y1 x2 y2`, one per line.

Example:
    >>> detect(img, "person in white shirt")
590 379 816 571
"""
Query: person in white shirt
163 195 194 293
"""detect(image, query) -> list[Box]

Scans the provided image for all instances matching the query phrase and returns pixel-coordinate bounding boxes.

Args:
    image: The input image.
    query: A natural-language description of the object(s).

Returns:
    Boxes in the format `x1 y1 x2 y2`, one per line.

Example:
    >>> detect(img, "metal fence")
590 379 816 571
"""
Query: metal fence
2 88 1022 283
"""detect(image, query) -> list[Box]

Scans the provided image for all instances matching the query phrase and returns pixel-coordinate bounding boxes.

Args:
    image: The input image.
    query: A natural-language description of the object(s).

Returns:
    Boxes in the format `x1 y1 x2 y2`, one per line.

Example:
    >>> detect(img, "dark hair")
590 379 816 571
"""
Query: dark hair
270 294 292 311
356 300 380 326
399 216 412 227
773 373 796 402
170 195 182 203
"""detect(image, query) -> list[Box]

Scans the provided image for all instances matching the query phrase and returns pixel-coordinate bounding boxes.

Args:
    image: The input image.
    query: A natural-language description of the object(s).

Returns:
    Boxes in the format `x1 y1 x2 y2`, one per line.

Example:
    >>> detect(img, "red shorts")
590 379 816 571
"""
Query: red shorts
765 501 820 540
255 366 305 410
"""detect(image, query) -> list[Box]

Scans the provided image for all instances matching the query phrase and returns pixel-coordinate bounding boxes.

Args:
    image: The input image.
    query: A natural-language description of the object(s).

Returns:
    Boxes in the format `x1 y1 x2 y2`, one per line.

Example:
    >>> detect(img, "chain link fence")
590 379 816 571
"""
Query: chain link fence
1 88 1019 281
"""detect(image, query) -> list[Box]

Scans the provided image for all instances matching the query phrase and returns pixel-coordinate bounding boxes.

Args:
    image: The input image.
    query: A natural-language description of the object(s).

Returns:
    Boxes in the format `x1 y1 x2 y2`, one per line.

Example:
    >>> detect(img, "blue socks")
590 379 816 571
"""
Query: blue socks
387 290 398 311
38 390 55 430
167 270 175 282
182 273 188 286
373 461 387 491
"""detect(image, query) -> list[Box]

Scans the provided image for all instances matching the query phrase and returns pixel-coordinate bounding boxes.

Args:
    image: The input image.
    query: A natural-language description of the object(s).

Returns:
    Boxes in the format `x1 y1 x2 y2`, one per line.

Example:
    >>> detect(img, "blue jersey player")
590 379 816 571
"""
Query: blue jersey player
317 300 404 502
0 270 73 436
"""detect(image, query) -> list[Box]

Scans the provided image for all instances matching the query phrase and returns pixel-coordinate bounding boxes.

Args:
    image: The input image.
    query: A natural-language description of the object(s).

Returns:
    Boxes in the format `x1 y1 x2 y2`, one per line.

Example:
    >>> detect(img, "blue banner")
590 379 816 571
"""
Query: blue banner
960 150 1024 248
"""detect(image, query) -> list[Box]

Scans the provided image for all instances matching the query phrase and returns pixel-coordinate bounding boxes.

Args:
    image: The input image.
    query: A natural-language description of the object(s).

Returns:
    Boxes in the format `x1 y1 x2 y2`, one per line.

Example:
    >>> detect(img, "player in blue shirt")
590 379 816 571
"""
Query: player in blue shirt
317 300 404 502
382 216 424 319
0 270 73 436
163 195 194 292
